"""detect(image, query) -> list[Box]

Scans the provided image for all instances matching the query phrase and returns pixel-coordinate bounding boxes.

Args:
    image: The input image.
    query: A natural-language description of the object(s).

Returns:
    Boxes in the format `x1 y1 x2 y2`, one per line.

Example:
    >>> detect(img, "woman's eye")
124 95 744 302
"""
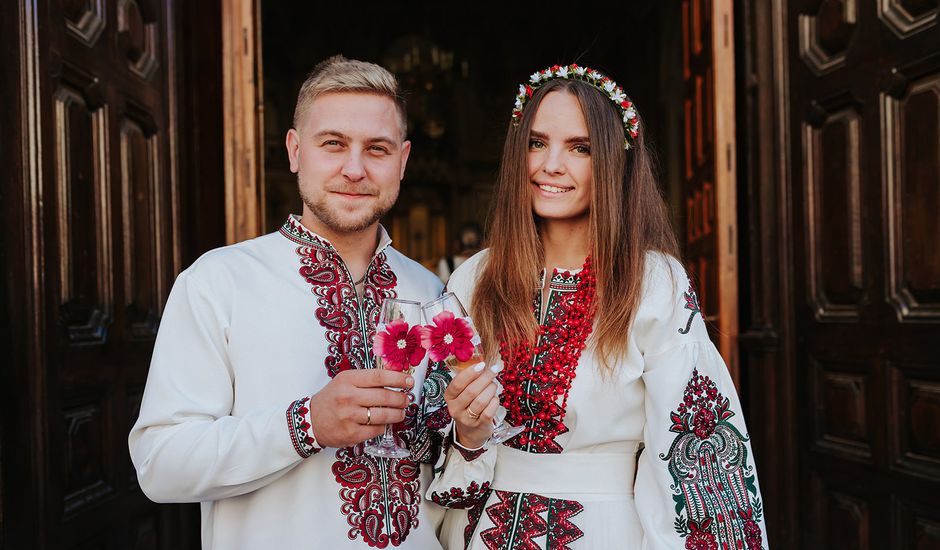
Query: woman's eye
574 144 590 154
529 140 545 149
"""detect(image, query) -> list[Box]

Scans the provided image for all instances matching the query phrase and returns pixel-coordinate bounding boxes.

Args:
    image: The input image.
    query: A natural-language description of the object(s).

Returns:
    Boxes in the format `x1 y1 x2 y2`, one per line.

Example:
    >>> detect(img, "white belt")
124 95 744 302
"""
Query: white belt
491 443 639 496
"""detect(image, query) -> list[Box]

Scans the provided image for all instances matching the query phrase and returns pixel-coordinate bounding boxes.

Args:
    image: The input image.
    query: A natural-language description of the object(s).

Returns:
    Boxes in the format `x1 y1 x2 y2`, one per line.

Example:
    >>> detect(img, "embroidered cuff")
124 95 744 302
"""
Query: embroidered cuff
429 480 491 509
287 397 320 458
452 427 487 462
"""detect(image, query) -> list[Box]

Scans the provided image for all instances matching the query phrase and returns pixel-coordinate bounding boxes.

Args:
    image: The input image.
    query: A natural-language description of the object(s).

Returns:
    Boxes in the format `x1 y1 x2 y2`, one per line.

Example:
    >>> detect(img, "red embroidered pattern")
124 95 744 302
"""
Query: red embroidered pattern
284 217 422 548
480 490 584 549
286 396 319 458
662 369 764 549
429 480 491 509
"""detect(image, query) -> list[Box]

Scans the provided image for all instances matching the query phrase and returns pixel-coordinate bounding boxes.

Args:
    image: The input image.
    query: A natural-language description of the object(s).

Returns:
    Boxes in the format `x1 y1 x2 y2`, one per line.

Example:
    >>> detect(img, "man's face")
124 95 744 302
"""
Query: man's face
286 92 410 237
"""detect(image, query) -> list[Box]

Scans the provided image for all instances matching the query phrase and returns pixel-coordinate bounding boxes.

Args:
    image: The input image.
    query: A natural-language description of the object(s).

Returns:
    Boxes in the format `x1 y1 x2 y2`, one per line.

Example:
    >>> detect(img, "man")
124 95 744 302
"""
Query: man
129 56 447 548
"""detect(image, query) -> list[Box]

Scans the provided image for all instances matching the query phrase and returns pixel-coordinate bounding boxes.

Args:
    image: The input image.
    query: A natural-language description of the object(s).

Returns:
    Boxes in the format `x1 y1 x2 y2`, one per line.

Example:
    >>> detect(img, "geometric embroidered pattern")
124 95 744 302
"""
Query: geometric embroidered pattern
286 396 319 458
480 490 584 550
661 368 764 550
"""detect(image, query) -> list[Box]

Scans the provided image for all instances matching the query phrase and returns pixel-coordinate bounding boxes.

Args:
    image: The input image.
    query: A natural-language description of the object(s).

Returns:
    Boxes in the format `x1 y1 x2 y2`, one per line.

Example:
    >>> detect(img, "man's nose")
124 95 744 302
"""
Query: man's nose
341 151 366 182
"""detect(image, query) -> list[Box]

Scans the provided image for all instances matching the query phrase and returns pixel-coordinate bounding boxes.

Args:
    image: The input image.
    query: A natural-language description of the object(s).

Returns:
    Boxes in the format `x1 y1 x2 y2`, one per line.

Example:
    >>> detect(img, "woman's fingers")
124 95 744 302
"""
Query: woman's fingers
465 382 497 422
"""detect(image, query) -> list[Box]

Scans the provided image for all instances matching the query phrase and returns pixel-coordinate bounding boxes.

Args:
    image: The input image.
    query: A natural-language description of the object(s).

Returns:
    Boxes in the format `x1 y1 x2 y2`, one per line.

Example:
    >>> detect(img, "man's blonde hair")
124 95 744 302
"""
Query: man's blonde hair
292 55 407 139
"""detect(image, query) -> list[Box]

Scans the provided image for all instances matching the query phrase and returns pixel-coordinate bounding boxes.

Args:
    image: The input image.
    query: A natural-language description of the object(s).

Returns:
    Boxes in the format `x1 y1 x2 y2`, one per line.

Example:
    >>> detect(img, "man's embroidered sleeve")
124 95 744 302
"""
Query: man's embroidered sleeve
128 269 317 504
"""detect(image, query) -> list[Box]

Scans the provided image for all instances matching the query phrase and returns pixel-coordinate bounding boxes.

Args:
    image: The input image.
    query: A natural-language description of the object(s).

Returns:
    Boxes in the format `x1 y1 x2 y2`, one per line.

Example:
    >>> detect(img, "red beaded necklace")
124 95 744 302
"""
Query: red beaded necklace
498 255 597 452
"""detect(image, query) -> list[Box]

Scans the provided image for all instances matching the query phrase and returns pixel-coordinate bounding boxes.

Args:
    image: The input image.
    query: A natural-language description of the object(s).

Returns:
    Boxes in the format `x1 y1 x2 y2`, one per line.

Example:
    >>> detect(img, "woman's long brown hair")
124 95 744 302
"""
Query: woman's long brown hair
472 78 679 373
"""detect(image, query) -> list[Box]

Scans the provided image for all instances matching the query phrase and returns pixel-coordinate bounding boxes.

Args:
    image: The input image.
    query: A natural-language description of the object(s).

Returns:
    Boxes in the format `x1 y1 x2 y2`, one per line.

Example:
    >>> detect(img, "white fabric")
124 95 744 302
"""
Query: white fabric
129 216 445 549
428 250 769 550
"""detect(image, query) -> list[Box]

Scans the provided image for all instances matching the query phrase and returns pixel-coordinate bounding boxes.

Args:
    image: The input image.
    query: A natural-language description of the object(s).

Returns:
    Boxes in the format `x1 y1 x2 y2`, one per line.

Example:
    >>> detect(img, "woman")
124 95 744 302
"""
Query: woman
426 64 768 549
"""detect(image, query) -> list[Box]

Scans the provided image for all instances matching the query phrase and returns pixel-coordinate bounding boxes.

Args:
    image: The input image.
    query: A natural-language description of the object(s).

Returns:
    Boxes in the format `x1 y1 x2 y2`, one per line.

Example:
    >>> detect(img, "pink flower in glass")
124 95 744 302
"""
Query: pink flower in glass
422 310 475 362
373 319 427 371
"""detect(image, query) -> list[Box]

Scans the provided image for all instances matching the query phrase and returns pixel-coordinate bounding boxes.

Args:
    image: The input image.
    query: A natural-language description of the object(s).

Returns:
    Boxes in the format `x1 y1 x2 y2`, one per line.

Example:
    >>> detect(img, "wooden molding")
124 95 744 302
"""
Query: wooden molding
221 0 265 244
713 0 739 382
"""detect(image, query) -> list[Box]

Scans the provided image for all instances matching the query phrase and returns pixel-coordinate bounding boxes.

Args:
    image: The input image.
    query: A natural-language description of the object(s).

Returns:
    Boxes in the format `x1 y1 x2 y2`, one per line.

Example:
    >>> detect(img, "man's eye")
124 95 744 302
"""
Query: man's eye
322 140 342 147
369 145 390 154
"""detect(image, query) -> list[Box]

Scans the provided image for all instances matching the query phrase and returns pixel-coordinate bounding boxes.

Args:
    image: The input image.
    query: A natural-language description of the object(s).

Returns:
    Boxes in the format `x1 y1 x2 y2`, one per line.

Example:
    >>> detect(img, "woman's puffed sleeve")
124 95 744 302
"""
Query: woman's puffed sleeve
634 256 769 550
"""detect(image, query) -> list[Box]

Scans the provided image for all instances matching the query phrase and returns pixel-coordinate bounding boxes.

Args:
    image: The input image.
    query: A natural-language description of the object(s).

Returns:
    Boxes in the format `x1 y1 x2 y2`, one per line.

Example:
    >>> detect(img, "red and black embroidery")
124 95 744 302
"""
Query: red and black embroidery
429 480 491 509
678 280 701 335
662 369 764 549
286 396 319 458
480 490 584 550
284 217 426 548
332 443 420 548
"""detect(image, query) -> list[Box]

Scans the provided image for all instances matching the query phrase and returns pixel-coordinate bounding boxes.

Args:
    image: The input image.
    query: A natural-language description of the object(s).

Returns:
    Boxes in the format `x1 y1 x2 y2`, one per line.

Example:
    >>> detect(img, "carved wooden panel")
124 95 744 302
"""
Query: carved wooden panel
889 362 940 478
799 0 857 75
803 100 864 320
64 0 105 46
826 491 870 549
63 400 114 515
811 357 872 460
53 69 113 345
120 109 162 340
879 0 940 37
884 69 940 321
118 0 159 79
893 500 940 549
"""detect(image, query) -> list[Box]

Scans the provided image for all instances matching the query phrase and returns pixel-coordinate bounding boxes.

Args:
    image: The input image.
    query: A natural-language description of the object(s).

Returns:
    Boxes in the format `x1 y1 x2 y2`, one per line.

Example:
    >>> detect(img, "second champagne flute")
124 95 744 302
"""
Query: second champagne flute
421 292 524 446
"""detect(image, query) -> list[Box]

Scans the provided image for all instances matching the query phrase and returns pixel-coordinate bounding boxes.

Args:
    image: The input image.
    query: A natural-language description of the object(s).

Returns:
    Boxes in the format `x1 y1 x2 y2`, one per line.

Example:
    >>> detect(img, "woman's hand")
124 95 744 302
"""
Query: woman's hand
444 362 501 449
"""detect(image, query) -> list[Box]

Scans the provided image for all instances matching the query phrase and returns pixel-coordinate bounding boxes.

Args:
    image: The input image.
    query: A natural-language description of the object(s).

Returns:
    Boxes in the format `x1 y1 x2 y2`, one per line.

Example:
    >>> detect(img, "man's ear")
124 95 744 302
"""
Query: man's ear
399 140 411 180
286 128 301 173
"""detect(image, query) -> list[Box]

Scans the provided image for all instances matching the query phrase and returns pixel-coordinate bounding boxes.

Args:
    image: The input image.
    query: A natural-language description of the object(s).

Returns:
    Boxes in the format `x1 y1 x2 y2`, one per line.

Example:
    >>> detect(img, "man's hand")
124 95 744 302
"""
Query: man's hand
445 363 500 450
308 369 414 448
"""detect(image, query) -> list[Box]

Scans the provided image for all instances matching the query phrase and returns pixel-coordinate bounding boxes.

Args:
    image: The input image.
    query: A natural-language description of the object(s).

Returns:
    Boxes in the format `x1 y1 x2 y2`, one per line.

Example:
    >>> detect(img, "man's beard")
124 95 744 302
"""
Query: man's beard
299 179 397 233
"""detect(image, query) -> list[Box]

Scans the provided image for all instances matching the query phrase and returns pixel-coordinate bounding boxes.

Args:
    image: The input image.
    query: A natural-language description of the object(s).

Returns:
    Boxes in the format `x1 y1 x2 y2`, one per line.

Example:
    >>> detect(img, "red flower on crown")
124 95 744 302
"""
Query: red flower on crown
373 319 427 371
422 311 475 362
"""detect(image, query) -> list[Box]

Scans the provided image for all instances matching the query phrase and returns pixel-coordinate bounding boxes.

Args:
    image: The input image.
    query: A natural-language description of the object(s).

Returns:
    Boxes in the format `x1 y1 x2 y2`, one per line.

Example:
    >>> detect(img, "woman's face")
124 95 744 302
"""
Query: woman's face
527 91 593 225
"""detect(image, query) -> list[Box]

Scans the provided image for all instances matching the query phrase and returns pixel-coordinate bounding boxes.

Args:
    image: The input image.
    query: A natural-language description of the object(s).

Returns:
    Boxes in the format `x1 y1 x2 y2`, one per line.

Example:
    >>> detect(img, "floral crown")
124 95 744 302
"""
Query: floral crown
512 63 640 149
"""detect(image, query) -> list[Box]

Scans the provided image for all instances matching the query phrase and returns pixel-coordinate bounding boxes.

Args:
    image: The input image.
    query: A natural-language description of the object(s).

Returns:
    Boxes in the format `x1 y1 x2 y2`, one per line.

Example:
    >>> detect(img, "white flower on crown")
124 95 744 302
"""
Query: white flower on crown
602 80 616 93
624 109 637 121
556 66 569 78
574 66 587 76
542 69 553 79
588 70 601 80
515 98 523 109
530 72 541 83
610 89 626 103
519 84 527 95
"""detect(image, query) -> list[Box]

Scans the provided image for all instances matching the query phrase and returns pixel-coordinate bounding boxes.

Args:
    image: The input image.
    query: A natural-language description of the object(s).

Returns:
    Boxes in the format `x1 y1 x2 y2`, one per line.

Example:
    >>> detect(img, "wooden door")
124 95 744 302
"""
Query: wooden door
787 1 940 548
681 0 740 379
0 0 214 547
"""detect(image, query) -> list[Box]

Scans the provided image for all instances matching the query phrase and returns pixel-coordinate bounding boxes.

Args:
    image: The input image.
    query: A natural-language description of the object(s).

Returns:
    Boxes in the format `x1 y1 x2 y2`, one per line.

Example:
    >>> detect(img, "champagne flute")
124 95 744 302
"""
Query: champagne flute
364 298 426 459
422 292 524 446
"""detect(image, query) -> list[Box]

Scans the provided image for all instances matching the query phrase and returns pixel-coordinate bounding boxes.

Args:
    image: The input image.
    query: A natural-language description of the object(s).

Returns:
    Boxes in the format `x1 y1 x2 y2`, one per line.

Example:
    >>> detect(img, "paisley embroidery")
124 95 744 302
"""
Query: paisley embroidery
284 217 424 548
661 369 764 549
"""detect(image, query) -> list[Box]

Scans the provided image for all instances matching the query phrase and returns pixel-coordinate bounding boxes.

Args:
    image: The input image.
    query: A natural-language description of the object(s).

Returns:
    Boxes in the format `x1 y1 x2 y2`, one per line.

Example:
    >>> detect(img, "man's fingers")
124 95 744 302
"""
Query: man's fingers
348 368 414 390
363 406 407 426
356 387 409 409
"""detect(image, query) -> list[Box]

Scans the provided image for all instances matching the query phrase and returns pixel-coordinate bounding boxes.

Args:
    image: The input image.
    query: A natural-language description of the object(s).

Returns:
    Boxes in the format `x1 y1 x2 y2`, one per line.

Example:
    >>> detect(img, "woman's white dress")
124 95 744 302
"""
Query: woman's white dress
427 250 768 550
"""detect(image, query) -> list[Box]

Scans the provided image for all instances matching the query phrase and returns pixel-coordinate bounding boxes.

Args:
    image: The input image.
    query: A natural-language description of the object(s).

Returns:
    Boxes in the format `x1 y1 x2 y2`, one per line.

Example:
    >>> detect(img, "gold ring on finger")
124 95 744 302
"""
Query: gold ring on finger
366 407 372 425
467 406 481 420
